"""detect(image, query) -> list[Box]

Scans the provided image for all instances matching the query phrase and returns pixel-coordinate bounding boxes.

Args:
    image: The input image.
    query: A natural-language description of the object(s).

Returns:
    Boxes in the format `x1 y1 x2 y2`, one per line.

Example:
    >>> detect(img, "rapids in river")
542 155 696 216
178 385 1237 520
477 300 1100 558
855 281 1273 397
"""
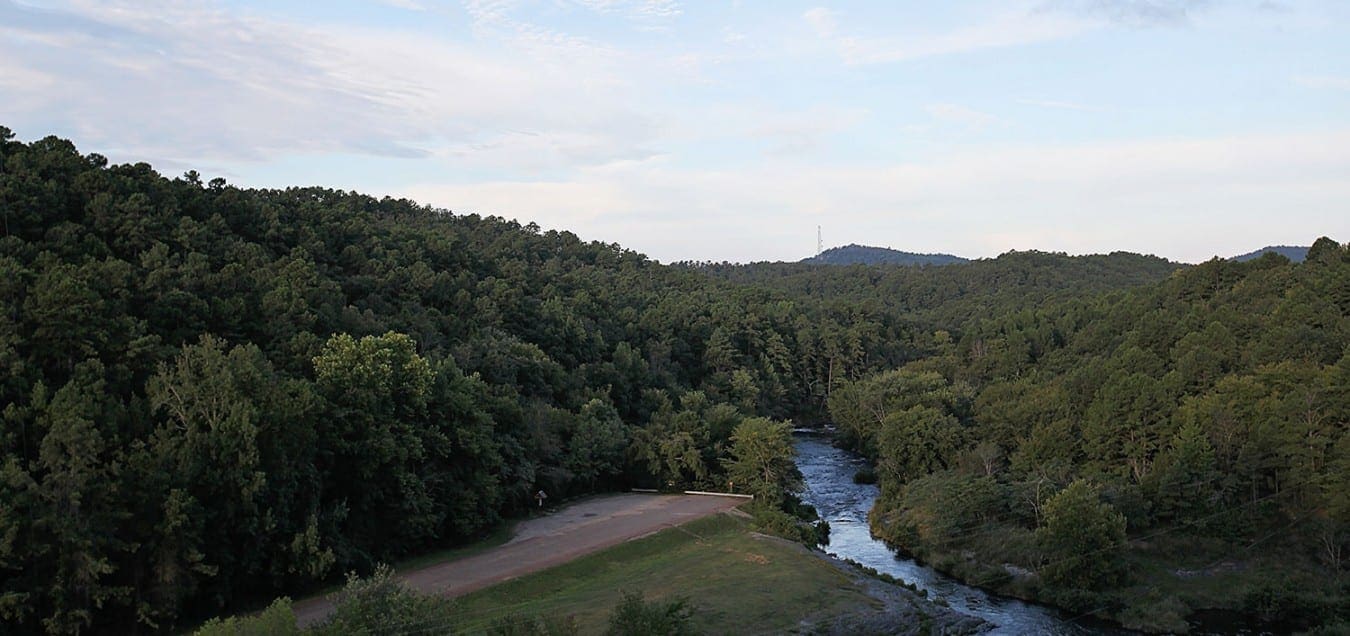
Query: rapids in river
794 434 1120 635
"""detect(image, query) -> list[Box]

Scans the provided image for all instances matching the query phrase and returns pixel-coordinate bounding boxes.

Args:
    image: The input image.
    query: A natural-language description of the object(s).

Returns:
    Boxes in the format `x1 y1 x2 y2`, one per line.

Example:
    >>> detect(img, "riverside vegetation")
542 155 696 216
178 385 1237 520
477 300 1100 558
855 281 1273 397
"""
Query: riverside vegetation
814 241 1350 632
1 127 1345 633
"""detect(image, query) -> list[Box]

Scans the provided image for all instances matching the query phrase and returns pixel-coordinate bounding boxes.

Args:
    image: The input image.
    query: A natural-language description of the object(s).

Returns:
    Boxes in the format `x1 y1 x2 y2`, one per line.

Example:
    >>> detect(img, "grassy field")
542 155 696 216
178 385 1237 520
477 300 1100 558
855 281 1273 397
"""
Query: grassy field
439 512 883 634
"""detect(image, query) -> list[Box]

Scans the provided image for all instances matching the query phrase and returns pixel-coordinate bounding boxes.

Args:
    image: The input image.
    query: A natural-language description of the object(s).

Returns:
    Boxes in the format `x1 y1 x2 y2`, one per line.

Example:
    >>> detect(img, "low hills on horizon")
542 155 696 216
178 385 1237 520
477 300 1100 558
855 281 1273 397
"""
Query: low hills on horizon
800 242 1311 267
1229 244 1309 263
800 244 969 266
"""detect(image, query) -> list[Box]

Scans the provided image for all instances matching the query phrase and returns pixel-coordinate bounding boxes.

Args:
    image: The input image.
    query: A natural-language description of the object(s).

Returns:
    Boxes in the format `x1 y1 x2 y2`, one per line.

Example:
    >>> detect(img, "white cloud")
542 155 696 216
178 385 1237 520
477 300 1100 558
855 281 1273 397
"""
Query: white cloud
0 0 657 168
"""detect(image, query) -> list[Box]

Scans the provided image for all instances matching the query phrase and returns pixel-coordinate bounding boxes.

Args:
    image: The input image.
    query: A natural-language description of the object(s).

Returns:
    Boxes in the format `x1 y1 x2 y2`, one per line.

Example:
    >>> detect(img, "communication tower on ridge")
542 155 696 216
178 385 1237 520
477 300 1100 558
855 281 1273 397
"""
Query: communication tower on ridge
817 226 823 257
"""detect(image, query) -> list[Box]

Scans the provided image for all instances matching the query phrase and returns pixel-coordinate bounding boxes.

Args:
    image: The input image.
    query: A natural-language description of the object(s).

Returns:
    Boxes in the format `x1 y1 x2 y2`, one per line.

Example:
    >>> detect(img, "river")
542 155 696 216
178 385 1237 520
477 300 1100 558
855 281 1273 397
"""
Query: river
795 434 1118 635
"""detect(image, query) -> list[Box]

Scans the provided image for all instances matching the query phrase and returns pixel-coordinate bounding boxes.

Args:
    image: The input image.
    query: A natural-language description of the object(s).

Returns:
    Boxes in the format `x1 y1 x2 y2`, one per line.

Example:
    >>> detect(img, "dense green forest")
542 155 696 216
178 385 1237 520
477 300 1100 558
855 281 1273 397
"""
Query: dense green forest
825 243 1350 632
3 126 1337 634
0 128 897 633
692 249 1180 330
0 129 1166 634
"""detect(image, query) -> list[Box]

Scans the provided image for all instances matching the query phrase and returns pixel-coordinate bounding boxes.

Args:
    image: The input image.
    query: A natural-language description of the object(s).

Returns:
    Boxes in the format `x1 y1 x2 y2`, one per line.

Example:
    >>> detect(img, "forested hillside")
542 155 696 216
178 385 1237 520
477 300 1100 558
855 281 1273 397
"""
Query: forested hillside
697 249 1180 330
0 129 907 633
0 127 1236 634
829 244 1350 632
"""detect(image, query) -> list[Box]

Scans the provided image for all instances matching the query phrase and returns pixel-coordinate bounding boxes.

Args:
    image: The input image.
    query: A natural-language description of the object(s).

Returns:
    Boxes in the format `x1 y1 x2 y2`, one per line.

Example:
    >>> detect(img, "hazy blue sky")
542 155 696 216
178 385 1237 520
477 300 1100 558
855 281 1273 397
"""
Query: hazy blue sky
3 0 1348 262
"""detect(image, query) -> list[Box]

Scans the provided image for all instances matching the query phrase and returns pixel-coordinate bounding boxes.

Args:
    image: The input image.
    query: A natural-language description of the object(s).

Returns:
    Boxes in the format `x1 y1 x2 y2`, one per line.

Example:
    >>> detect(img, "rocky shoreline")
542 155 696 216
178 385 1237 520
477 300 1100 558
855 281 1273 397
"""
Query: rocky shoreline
768 537 990 635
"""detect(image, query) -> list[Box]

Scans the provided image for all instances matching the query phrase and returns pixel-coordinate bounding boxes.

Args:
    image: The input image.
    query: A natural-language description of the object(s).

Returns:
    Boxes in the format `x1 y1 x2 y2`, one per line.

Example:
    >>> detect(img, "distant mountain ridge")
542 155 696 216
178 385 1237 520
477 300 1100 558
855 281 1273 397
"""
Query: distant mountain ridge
1229 245 1309 263
802 244 968 266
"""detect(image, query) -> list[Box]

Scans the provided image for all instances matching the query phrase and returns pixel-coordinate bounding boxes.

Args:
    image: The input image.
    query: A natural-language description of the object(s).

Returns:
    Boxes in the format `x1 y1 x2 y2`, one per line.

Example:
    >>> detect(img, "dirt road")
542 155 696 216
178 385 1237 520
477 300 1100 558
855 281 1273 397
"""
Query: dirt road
292 493 745 628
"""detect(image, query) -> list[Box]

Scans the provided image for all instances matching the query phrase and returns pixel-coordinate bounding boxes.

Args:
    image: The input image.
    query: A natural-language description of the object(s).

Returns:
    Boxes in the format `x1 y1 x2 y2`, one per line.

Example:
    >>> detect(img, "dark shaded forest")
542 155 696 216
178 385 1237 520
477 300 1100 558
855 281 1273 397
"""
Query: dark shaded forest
2 126 1340 634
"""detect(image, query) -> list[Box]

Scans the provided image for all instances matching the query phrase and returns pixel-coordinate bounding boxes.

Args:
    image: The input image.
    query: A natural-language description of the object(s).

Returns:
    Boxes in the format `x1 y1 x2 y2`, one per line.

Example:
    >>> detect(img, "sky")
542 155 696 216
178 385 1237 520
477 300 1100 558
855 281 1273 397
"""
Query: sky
2 0 1348 263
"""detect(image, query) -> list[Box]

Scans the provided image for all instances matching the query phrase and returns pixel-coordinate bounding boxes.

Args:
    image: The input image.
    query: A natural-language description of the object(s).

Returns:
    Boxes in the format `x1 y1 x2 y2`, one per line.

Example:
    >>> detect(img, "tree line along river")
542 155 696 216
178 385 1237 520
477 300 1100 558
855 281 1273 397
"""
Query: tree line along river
795 433 1130 636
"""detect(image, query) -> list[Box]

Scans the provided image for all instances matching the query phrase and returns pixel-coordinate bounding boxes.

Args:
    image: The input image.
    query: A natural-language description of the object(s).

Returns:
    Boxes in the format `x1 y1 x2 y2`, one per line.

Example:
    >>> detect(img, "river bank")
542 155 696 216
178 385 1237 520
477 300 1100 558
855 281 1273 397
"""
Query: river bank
427 509 988 634
795 432 1345 635
794 433 1125 635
